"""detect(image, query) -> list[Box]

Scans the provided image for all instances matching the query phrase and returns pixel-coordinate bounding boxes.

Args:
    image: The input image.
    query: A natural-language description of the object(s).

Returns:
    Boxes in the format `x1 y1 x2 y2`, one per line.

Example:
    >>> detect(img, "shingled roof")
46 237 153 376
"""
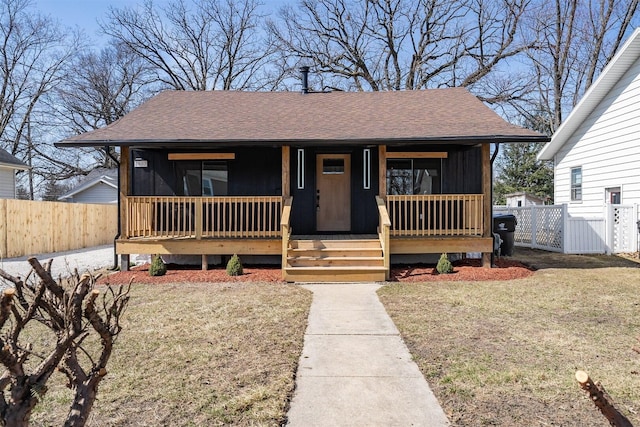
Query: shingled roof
57 88 547 147
0 148 29 170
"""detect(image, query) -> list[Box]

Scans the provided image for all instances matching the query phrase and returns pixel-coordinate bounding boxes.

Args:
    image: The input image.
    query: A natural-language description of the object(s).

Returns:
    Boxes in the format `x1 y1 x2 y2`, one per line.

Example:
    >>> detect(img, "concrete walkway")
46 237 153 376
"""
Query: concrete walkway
286 283 449 426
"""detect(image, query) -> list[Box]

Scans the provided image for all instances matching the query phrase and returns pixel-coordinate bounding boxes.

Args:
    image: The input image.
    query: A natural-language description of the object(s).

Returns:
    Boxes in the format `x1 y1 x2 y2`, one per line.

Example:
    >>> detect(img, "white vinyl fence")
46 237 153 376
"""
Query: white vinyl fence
494 204 639 255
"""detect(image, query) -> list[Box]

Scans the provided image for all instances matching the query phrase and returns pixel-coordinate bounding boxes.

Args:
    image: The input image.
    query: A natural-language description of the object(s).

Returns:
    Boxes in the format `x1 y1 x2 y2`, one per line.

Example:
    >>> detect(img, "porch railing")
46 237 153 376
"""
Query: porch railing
280 197 293 271
386 194 484 237
376 196 391 280
125 196 284 239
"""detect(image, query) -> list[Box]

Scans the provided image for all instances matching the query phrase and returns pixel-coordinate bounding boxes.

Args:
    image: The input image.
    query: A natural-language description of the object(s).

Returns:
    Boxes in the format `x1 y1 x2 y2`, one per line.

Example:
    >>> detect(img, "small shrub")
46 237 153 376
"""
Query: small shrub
436 253 454 274
226 254 243 276
149 255 167 276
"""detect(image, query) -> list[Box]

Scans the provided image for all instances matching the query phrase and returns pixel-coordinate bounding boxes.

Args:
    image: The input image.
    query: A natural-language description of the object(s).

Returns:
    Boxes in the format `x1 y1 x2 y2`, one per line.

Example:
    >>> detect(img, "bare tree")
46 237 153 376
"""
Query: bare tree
0 0 78 155
53 42 154 169
0 0 83 198
0 258 130 427
268 0 537 103
525 0 639 132
101 0 276 91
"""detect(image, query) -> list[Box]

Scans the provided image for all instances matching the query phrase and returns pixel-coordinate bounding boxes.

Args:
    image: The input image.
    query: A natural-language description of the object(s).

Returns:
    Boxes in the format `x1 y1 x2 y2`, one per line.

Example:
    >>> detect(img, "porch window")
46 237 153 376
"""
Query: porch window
179 161 228 196
386 159 441 195
570 167 582 201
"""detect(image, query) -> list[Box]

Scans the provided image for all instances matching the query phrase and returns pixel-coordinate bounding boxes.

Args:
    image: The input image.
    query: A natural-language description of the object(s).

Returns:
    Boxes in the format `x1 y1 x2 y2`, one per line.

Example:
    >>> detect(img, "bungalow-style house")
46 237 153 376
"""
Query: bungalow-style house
58 168 118 204
56 83 547 282
538 28 640 253
0 148 29 199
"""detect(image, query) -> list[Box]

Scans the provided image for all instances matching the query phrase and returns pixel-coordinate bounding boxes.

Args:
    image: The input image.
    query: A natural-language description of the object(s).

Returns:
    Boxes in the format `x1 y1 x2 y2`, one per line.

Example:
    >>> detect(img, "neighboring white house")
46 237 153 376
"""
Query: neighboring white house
58 168 117 204
538 28 640 254
505 192 545 208
0 149 29 199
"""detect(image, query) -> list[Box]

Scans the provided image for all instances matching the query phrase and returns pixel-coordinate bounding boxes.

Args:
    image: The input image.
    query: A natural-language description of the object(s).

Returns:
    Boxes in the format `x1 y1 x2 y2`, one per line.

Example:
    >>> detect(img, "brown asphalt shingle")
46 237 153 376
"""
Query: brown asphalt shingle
59 88 546 146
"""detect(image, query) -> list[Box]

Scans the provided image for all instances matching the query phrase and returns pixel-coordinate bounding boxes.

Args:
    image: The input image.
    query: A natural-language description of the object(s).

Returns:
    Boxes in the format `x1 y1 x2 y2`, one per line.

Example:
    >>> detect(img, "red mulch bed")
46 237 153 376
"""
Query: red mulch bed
98 264 284 285
99 258 533 285
390 258 534 282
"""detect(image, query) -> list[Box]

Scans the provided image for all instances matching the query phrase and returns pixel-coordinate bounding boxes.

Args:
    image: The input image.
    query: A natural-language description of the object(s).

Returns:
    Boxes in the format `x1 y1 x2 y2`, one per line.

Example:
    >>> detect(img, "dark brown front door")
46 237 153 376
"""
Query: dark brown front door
316 154 351 231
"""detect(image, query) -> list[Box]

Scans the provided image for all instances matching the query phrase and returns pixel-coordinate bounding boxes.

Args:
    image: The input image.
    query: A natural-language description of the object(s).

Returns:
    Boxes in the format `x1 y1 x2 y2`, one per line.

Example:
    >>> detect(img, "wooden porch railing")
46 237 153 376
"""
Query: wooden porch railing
125 196 284 239
386 194 484 237
280 197 293 271
376 196 391 280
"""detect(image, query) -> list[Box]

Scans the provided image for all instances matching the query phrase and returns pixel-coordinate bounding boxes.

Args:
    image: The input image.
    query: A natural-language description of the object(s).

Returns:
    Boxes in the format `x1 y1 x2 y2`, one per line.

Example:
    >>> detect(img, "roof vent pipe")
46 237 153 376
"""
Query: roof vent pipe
300 66 309 94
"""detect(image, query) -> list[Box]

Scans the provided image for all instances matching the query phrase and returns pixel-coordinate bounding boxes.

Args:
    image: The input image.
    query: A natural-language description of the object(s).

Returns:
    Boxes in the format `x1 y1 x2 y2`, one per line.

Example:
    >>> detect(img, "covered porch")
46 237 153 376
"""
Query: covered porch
116 190 493 282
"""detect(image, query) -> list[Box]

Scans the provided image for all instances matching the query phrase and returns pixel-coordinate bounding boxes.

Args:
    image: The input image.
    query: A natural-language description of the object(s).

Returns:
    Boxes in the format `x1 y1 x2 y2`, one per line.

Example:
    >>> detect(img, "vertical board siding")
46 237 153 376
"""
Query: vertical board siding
0 199 117 258
554 56 640 217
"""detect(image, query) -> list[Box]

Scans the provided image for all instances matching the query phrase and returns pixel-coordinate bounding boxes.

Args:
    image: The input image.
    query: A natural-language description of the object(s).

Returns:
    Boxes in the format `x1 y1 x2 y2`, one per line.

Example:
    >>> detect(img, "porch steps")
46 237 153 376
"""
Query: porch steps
284 238 387 283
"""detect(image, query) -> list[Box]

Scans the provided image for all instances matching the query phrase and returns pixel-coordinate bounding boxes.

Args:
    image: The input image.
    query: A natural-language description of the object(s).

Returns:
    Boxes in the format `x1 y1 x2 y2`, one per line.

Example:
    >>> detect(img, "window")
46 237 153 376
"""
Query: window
322 158 345 174
570 167 582 201
386 159 441 195
177 161 228 196
297 149 305 189
363 149 371 189
202 161 228 196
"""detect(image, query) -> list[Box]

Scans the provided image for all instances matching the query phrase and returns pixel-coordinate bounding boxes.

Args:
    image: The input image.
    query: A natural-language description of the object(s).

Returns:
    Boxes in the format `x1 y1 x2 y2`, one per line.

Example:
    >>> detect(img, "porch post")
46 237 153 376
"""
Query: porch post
378 145 386 196
282 145 290 197
119 146 130 271
481 143 492 268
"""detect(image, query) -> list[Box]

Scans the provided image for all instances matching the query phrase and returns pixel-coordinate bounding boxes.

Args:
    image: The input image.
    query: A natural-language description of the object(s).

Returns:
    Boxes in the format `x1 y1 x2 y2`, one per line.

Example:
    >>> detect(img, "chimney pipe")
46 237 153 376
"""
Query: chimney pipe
300 66 309 94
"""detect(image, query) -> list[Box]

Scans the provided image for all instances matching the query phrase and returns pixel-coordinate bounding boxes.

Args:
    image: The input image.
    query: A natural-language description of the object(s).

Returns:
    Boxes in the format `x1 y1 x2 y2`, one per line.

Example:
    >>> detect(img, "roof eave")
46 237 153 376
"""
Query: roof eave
55 134 549 149
0 162 31 171
59 178 117 199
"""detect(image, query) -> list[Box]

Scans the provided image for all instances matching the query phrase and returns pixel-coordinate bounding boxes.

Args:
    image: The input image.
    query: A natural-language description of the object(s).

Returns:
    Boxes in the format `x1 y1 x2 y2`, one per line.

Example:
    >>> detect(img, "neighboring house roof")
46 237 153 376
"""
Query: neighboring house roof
0 148 29 170
56 88 547 148
538 28 640 160
58 168 118 201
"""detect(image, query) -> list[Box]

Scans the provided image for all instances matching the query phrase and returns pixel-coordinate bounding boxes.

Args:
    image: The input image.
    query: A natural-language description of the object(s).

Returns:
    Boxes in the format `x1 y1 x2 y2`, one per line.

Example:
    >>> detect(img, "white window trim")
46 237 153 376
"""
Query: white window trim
297 149 305 189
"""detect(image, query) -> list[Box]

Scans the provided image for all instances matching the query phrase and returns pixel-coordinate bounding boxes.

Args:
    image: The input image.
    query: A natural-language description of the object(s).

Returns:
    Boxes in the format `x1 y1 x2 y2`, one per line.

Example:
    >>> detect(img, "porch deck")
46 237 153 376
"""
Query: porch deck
118 195 493 281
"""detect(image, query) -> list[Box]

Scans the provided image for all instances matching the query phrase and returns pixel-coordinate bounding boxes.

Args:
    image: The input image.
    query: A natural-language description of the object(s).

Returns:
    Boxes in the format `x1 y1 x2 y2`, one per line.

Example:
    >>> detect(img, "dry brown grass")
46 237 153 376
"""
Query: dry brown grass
29 282 311 426
379 250 640 426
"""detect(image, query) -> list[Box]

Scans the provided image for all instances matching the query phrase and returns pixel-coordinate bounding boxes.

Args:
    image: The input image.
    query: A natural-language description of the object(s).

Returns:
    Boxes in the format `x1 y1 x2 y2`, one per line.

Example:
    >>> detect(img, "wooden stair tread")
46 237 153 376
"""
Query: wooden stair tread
287 256 383 260
285 266 388 271
288 247 381 252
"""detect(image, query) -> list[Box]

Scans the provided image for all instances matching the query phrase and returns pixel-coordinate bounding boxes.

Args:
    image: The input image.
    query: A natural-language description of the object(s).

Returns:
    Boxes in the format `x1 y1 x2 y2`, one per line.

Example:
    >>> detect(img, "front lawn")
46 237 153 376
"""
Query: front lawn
30 282 312 426
378 251 640 426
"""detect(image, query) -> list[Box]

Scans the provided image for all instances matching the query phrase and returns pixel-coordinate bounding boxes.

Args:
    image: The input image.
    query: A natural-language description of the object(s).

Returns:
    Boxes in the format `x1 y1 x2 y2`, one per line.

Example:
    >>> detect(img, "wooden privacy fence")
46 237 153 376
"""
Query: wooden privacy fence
0 199 117 258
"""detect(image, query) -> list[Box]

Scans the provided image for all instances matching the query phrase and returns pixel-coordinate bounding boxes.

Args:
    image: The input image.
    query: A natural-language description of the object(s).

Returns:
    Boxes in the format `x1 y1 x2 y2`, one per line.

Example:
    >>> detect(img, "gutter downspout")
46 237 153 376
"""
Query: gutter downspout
490 143 500 266
105 146 120 270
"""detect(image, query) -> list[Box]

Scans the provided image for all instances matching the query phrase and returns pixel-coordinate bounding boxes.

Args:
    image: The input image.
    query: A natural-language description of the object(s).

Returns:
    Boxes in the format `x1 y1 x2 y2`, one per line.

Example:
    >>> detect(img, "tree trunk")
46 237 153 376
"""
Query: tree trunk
4 386 37 427
64 380 98 427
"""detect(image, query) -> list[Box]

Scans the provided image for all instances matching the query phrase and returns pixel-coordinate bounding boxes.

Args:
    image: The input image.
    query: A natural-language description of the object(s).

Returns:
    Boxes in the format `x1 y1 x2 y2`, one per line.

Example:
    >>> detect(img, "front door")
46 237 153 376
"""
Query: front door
316 154 351 231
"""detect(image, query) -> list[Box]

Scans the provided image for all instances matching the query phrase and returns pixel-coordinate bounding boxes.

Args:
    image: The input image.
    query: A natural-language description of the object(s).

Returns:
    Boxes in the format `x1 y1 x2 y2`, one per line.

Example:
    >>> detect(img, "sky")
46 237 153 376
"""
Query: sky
34 0 285 47
35 0 142 45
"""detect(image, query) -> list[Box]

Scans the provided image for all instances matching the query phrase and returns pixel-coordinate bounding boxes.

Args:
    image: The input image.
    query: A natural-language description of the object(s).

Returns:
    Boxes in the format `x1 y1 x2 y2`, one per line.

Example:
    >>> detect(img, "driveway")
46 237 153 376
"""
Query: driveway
0 244 115 285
